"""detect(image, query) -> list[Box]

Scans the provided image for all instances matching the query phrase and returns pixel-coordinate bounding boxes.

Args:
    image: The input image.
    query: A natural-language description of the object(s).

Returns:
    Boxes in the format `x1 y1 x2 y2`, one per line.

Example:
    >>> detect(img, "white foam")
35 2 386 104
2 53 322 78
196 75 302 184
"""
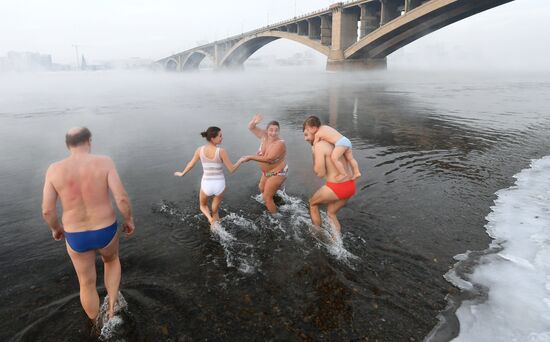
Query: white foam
211 221 259 274
272 190 359 263
324 234 359 263
221 212 259 231
450 156 550 342
98 291 128 341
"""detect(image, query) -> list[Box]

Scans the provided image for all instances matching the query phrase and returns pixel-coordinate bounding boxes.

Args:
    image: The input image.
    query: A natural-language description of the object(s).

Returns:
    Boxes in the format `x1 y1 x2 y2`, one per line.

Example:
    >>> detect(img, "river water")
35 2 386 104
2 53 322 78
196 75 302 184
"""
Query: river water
1 69 549 341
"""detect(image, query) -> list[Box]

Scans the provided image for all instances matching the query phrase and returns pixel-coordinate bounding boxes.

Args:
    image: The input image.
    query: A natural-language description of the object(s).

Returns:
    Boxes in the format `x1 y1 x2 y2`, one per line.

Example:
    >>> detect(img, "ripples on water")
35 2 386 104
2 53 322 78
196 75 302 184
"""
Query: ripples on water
1 70 550 341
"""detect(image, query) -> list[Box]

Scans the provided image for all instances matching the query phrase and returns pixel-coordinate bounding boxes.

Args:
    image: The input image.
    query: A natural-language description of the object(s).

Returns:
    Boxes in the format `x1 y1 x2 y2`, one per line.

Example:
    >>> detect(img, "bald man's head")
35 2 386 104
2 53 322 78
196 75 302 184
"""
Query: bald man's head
65 127 92 148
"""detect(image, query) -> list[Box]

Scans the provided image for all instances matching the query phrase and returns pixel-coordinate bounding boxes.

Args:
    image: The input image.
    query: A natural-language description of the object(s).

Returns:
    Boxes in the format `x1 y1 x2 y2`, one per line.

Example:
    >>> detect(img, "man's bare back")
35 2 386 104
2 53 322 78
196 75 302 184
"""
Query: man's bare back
46 154 119 232
313 140 353 183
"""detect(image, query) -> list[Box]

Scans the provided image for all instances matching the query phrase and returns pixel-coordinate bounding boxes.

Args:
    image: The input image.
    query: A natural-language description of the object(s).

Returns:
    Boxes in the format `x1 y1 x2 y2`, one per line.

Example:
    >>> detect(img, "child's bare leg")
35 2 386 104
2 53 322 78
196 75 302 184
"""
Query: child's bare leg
331 146 348 181
344 149 362 179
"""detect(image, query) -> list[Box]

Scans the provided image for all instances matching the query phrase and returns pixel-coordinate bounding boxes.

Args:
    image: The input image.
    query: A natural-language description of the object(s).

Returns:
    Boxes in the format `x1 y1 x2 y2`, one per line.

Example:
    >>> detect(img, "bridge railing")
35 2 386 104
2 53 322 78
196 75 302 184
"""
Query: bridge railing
245 0 371 35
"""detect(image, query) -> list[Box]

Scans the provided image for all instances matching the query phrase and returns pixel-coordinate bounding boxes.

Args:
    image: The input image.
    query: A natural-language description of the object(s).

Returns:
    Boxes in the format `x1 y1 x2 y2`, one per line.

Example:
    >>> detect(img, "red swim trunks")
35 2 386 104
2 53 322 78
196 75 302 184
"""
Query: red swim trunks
326 180 356 200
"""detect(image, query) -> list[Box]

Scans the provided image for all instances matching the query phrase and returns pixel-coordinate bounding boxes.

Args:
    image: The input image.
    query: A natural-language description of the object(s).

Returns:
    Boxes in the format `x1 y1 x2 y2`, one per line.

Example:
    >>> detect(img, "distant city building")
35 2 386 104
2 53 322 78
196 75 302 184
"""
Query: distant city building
1 51 53 71
0 51 154 72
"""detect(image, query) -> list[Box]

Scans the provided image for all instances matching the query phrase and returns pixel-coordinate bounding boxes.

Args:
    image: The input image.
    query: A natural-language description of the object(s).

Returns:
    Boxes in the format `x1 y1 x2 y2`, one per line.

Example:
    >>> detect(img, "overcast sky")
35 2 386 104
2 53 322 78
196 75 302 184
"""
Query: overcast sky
0 0 548 69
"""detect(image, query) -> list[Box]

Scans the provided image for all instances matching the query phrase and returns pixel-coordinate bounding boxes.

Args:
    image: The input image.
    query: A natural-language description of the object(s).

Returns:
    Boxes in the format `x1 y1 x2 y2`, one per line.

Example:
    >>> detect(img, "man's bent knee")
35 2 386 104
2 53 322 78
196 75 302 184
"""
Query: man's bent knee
101 253 119 263
309 202 321 214
309 196 321 207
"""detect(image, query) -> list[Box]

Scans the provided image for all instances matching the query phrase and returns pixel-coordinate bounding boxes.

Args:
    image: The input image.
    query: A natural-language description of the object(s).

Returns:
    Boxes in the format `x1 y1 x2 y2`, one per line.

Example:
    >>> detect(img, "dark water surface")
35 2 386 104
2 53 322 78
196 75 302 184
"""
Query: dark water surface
1 70 549 341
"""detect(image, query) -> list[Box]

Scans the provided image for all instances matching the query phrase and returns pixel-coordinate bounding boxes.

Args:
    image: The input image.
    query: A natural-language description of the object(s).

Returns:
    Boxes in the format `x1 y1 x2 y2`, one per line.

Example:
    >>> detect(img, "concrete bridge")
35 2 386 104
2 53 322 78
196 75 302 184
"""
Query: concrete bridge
157 0 513 71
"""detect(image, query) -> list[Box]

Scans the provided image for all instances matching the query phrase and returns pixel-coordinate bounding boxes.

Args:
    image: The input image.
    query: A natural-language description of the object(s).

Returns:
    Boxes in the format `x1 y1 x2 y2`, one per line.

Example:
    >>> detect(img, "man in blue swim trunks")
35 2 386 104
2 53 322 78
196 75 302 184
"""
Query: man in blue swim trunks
42 127 135 323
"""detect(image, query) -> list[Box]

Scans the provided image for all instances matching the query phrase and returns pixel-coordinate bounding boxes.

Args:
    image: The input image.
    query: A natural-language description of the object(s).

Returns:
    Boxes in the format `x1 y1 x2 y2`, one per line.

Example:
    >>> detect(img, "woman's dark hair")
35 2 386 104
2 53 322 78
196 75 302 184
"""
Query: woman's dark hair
200 126 221 141
302 115 321 131
266 120 280 129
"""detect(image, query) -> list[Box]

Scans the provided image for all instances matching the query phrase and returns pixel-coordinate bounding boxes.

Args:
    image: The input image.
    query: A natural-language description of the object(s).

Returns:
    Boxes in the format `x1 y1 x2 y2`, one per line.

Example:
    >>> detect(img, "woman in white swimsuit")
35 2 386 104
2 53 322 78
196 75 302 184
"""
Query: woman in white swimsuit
174 127 244 226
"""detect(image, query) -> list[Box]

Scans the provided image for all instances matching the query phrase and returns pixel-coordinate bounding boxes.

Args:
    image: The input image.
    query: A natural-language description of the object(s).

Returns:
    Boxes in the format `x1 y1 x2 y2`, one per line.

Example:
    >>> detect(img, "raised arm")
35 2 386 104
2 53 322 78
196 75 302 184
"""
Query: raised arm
313 143 327 177
244 141 285 165
174 147 200 177
219 148 244 173
248 114 266 139
41 165 63 240
106 158 135 238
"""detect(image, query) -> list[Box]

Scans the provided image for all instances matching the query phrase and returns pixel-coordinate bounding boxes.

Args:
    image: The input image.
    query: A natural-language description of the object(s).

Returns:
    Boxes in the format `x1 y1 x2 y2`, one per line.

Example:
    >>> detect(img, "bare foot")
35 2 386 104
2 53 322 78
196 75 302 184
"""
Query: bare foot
330 231 342 244
210 221 221 231
352 172 362 180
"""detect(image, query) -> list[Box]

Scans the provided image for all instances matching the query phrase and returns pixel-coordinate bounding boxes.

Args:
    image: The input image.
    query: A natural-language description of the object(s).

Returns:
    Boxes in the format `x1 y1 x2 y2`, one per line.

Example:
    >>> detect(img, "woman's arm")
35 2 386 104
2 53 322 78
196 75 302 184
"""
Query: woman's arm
174 148 200 177
248 114 266 139
219 148 244 173
244 141 285 164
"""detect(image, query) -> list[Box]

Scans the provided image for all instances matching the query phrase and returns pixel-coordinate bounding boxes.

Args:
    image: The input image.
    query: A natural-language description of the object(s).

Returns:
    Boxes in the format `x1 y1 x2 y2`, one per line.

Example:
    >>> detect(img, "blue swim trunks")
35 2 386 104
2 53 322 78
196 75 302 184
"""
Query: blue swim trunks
335 136 352 148
64 221 117 253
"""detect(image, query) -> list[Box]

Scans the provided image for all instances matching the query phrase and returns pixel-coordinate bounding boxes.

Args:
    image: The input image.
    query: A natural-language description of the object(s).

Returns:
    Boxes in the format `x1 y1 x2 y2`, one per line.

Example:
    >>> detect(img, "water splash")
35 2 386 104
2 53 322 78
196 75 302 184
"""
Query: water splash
325 234 360 263
211 221 260 274
156 190 362 272
97 291 131 341
255 190 360 265
221 212 259 231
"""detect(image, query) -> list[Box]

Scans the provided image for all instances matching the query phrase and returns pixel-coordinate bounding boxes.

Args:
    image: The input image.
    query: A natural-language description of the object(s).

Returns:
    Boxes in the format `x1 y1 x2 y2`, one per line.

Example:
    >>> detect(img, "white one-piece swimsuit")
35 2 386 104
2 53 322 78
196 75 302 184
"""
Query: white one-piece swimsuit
200 146 225 196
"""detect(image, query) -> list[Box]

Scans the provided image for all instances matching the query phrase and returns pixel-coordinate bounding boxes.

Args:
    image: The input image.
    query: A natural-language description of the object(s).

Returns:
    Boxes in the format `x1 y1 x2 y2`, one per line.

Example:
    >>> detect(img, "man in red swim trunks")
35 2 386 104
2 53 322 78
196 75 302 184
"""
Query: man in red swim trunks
303 121 357 241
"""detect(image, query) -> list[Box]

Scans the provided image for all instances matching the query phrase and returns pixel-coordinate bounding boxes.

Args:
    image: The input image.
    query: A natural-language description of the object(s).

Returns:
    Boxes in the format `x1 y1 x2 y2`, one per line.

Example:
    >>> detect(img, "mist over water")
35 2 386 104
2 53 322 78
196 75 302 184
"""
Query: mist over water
1 69 550 341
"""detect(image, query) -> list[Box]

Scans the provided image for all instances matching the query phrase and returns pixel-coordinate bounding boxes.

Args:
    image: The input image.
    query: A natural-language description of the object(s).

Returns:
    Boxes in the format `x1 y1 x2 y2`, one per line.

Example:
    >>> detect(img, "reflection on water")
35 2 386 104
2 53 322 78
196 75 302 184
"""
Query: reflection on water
1 70 550 341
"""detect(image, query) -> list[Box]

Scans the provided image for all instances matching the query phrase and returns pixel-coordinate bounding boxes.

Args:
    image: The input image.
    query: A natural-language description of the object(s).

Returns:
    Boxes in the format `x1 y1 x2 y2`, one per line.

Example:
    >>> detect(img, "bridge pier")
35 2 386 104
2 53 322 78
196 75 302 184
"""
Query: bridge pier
326 57 387 72
328 3 357 62
327 2 385 72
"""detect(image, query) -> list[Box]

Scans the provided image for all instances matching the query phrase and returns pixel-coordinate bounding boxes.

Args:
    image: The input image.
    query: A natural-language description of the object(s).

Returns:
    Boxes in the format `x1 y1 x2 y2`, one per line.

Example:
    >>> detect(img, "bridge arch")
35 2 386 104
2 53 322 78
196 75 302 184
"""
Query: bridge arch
220 31 330 68
345 0 508 60
165 58 179 71
182 50 215 70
